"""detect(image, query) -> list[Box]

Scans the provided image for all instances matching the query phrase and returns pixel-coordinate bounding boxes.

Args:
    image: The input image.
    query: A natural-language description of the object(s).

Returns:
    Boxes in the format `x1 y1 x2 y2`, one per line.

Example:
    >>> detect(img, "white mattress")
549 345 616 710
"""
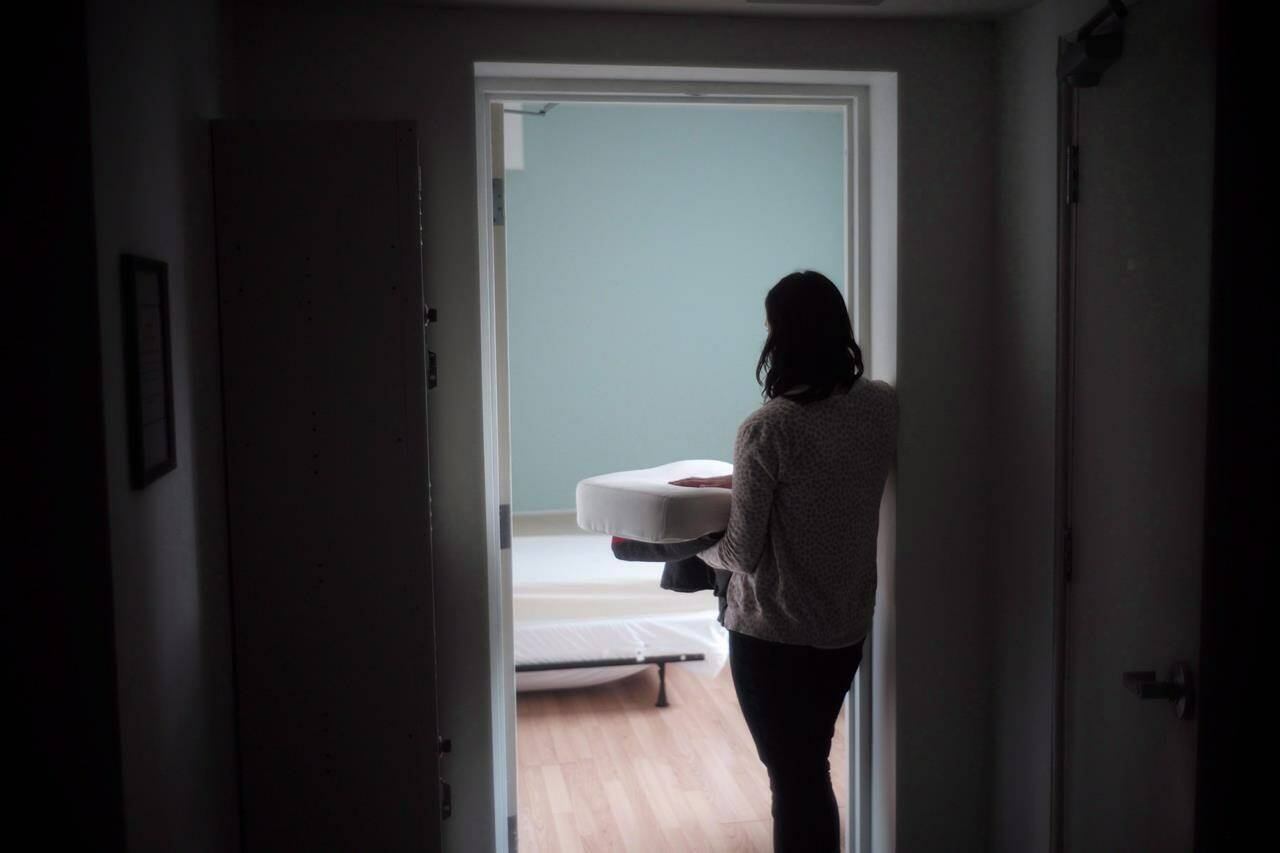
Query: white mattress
513 526 728 691
575 459 733 543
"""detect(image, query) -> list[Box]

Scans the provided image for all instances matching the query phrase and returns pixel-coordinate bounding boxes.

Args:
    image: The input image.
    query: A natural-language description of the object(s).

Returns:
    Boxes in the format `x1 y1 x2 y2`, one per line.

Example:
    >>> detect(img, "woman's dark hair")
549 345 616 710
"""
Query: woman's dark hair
755 270 864 404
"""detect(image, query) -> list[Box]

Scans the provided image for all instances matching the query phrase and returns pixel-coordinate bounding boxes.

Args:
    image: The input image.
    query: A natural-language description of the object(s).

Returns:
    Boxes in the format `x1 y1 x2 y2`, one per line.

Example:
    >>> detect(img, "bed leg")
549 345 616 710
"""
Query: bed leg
655 661 669 708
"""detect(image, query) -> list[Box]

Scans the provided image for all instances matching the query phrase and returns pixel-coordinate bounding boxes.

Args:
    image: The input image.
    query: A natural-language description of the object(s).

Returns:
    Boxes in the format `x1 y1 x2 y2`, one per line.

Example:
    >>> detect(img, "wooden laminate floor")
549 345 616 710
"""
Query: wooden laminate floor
515 663 849 852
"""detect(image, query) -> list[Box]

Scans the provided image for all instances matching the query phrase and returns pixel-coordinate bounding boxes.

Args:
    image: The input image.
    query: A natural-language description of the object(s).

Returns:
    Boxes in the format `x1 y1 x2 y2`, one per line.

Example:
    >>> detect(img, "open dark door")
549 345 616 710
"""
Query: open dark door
212 121 441 850
1053 2 1215 850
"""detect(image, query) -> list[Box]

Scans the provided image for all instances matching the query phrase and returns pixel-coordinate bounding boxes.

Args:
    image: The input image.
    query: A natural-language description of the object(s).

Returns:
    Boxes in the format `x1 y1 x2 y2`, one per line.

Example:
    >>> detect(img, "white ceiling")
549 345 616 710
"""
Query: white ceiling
428 0 1041 21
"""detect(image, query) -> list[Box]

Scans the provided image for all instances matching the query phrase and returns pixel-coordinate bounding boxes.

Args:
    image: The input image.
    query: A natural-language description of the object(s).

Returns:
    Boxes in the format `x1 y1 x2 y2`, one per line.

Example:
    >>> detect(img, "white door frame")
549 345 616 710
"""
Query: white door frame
473 61 899 853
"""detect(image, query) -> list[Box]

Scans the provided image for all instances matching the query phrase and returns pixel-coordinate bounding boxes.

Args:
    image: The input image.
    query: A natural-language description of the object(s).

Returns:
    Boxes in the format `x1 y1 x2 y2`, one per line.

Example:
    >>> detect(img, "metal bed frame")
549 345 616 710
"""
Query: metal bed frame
515 653 705 707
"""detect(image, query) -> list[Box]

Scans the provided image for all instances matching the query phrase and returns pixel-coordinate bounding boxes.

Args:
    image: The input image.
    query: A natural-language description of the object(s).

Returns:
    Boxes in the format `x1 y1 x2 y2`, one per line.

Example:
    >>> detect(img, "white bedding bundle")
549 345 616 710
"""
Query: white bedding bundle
574 459 733 543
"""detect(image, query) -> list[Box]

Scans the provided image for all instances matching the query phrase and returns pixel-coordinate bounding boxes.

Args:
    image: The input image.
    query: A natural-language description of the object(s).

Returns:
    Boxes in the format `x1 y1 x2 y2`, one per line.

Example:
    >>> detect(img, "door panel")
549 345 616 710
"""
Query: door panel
1064 2 1215 850
213 121 440 850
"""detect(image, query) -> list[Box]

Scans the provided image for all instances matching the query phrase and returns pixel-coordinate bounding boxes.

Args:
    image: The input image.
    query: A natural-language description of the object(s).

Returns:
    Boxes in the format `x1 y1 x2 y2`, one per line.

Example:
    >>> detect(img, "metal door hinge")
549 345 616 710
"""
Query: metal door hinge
417 164 425 247
1066 145 1080 205
439 734 453 820
492 177 505 226
509 815 518 851
499 503 511 550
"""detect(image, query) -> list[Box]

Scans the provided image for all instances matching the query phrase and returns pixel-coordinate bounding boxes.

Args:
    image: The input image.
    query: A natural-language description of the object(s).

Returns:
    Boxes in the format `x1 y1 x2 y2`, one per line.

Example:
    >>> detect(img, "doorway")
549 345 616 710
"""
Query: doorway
475 63 898 853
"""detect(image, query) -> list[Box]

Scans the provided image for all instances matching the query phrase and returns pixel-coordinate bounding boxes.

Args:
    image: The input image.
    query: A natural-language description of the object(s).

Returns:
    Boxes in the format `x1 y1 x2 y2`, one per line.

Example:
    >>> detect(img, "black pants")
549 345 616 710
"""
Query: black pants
729 629 865 853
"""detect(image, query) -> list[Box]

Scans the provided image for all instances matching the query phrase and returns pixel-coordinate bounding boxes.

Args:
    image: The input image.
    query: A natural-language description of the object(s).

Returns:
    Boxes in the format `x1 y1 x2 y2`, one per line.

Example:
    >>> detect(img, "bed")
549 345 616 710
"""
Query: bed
512 515 729 704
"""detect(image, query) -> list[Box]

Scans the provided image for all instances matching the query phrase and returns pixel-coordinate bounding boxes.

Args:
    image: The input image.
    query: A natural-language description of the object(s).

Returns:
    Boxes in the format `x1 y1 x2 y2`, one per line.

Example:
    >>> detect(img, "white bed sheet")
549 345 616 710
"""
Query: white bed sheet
513 530 728 691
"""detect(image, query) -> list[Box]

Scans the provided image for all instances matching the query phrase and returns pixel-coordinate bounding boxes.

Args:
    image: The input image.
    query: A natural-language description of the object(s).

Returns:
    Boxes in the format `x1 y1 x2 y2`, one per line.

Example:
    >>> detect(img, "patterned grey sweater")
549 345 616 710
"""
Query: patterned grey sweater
697 379 898 647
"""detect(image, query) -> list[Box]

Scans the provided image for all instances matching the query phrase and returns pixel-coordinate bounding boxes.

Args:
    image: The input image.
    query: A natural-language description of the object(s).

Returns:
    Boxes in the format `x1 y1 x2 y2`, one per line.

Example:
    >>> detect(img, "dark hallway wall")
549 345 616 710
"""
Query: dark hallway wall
86 0 241 848
988 5 1094 848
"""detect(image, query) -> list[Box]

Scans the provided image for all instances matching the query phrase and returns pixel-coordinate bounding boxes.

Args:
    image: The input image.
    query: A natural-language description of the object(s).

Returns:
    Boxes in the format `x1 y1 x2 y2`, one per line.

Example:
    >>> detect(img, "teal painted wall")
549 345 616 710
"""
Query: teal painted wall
505 103 845 511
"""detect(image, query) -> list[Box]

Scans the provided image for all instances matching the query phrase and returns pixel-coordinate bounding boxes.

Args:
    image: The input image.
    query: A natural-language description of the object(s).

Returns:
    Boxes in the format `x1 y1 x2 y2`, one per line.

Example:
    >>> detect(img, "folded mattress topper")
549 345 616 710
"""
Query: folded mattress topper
575 459 732 544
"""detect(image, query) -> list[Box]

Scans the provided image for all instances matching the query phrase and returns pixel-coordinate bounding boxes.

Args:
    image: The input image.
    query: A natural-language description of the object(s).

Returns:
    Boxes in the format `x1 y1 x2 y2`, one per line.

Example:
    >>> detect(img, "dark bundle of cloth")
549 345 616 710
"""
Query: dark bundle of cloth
610 533 732 625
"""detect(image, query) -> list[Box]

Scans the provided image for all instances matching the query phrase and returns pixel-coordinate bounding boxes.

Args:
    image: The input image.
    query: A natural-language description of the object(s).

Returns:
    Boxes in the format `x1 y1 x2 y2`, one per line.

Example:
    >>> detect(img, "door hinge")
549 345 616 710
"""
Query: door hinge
417 164 426 247
499 503 511 550
439 735 452 820
1065 144 1080 205
509 814 518 852
492 177 505 226
1063 525 1074 582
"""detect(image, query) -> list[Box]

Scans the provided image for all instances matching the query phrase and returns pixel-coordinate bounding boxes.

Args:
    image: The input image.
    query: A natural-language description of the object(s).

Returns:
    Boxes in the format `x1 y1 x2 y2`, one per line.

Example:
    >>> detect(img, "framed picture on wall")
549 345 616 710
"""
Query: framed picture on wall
120 254 176 488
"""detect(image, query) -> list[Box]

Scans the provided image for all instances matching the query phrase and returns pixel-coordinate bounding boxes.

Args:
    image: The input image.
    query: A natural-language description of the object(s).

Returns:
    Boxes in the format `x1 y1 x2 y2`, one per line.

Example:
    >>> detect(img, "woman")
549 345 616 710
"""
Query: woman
671 270 898 853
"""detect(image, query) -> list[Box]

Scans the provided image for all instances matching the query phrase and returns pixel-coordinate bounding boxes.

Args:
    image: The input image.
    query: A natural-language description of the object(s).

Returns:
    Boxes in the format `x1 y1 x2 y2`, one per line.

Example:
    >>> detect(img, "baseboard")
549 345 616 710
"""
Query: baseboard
511 509 582 536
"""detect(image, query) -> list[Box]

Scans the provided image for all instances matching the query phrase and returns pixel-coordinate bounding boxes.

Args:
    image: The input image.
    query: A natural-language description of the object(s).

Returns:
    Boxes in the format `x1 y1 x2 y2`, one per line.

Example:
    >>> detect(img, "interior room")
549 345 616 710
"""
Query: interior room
15 1 1264 852
502 100 851 849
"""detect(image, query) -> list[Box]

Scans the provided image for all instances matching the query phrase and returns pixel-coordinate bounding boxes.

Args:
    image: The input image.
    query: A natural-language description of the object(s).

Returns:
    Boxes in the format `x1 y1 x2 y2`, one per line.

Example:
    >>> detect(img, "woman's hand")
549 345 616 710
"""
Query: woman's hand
668 475 732 489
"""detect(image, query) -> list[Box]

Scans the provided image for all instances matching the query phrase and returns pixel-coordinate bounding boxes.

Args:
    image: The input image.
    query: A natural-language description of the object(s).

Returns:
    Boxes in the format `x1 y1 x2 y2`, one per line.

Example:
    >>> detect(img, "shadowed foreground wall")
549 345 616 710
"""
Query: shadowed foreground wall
231 5 996 850
10 2 125 845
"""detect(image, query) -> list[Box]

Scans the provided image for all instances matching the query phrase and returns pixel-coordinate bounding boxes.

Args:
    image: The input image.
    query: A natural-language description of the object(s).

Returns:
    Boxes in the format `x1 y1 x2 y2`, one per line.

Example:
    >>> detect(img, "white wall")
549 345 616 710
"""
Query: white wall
230 6 997 851
505 103 846 512
87 0 240 848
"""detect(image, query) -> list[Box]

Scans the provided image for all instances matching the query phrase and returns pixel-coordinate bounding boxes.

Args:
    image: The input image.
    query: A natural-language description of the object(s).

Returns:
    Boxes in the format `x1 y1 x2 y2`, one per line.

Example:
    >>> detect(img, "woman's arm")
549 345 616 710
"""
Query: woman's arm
689 419 779 574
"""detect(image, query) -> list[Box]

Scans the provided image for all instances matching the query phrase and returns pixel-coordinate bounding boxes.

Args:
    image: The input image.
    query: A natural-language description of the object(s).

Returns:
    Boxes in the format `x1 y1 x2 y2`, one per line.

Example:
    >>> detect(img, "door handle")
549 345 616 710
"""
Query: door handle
1122 661 1195 720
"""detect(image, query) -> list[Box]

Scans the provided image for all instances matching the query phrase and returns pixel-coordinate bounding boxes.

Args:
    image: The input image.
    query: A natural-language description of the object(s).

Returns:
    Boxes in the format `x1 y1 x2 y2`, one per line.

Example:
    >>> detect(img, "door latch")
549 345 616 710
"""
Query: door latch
1122 661 1195 720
